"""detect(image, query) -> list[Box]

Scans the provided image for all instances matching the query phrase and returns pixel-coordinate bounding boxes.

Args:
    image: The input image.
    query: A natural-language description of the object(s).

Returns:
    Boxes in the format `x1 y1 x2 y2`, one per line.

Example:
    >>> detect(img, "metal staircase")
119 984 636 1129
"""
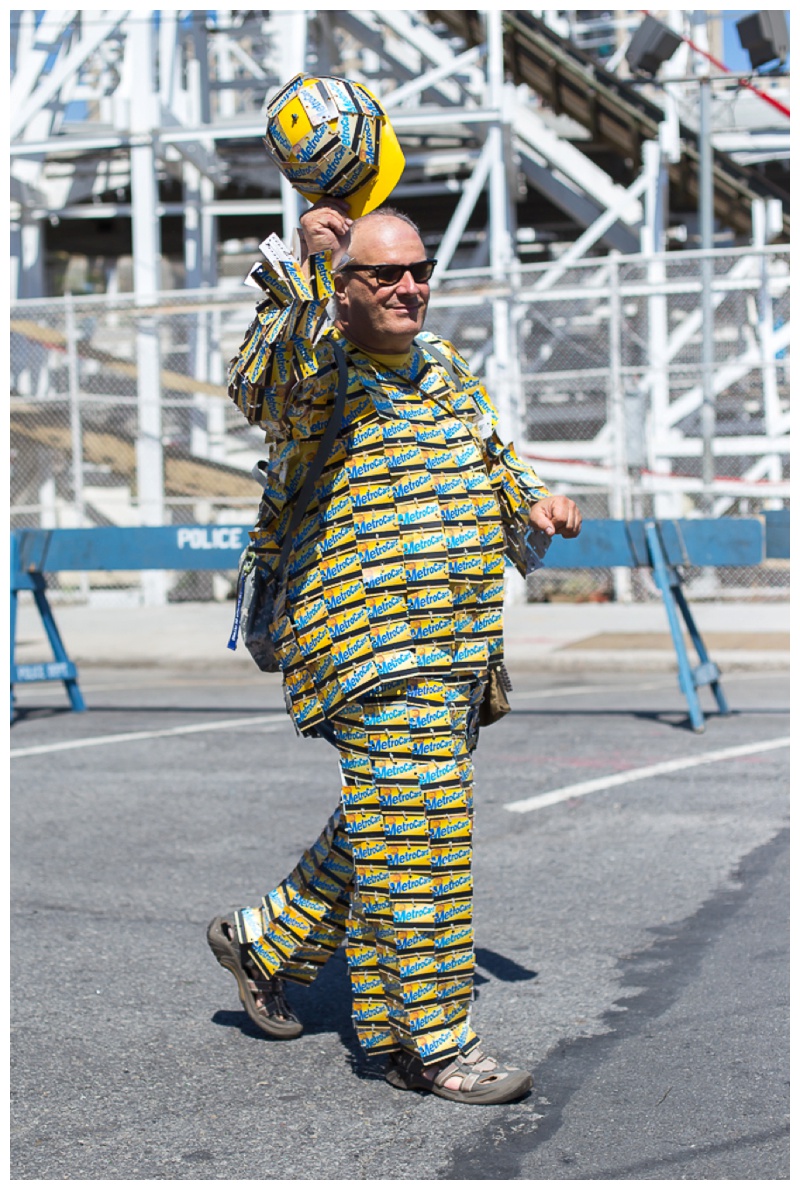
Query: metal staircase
429 10 790 242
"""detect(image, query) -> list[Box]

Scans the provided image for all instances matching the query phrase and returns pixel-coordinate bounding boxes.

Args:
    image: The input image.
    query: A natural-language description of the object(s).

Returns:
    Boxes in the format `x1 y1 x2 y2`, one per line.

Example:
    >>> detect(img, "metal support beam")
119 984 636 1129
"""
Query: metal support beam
11 11 129 140
430 138 494 277
383 44 484 108
128 11 166 603
699 75 716 510
273 10 308 244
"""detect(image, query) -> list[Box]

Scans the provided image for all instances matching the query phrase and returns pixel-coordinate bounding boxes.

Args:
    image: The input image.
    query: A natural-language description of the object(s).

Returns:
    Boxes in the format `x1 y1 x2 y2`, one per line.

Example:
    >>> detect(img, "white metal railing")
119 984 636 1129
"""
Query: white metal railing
10 245 789 600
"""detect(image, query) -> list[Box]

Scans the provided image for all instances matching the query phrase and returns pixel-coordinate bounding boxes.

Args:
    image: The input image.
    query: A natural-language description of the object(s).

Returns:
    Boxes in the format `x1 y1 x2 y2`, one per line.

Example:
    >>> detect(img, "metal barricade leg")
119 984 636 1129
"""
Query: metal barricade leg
672 583 730 717
10 581 18 722
10 534 86 715
31 582 87 712
645 521 725 733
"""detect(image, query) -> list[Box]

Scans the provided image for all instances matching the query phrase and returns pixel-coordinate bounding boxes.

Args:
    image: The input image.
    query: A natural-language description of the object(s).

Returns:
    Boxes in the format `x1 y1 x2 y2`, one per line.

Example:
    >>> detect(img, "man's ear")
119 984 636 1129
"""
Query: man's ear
333 272 348 311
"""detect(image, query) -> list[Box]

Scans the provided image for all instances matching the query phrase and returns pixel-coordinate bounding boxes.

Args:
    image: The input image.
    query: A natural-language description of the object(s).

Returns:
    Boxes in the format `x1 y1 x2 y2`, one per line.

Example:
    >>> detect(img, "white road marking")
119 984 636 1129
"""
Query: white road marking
505 736 791 814
509 671 786 702
10 714 288 759
510 678 674 701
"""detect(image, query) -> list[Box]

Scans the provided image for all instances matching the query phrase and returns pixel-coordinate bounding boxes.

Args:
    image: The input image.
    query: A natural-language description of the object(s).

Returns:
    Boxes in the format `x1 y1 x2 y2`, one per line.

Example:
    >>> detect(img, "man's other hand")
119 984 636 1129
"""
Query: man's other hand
529 496 582 538
299 198 353 264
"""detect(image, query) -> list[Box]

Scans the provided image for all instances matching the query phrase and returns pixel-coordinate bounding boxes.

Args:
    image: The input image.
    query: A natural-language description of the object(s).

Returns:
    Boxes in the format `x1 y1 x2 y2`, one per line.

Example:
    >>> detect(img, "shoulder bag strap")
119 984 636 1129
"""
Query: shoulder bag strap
415 336 459 388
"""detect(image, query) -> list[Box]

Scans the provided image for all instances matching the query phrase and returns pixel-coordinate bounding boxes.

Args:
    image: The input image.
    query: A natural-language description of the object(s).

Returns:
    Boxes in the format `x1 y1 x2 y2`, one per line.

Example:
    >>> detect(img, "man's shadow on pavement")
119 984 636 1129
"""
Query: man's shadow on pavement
211 946 537 1080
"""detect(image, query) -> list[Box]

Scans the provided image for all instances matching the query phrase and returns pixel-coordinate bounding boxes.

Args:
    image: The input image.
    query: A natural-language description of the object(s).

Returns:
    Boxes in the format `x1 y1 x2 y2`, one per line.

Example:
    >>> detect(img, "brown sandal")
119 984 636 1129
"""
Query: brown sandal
385 1047 532 1104
206 915 302 1039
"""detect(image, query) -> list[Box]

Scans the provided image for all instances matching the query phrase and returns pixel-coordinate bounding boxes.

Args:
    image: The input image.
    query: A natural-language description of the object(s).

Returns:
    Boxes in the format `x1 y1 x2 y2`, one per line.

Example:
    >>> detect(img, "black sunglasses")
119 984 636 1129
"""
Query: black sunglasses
339 259 437 286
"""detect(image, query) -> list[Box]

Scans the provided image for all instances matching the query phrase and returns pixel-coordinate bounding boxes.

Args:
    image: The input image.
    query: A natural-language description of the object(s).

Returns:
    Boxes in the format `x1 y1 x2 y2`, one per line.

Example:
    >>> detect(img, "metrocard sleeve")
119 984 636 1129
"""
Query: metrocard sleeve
445 343 553 577
486 433 553 576
227 247 335 431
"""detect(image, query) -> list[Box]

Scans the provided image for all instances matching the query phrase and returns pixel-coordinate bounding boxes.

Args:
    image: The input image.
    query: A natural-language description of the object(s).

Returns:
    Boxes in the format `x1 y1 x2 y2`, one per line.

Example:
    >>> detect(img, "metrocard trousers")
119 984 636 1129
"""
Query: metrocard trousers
234 675 486 1065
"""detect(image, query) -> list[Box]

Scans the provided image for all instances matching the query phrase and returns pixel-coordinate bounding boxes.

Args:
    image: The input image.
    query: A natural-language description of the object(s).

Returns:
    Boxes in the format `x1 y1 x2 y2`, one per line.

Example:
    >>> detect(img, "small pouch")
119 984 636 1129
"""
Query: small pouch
478 663 513 727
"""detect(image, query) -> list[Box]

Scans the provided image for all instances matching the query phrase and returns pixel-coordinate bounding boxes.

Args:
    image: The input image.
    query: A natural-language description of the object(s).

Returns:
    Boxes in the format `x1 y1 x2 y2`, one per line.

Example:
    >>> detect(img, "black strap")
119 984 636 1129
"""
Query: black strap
416 336 459 388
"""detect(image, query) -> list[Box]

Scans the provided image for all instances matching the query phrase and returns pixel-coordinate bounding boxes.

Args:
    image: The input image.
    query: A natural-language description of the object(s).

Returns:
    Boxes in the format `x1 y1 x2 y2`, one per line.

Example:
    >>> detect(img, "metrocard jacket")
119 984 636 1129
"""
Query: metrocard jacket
227 242 551 734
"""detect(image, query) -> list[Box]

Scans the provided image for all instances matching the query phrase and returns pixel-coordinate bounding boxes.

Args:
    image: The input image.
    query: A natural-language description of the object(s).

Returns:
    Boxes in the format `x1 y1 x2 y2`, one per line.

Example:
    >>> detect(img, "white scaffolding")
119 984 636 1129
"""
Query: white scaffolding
10 10 790 602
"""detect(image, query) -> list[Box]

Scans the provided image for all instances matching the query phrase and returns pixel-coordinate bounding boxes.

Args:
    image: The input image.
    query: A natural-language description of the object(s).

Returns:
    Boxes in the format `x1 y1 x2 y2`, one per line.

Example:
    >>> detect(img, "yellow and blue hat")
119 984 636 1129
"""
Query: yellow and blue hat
264 73 405 218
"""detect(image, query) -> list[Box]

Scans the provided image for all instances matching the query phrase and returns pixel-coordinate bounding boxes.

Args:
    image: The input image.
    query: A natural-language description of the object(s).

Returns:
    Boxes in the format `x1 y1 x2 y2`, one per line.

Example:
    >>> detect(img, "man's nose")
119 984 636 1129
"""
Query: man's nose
394 268 422 295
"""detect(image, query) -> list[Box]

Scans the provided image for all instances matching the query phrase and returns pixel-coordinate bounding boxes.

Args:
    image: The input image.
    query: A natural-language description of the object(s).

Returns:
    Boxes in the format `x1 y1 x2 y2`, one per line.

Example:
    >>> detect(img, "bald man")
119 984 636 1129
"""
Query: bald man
208 200 581 1104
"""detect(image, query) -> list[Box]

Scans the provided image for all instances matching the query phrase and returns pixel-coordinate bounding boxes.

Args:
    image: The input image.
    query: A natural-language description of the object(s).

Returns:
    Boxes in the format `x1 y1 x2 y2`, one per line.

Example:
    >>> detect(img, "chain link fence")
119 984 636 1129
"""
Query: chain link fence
10 247 789 605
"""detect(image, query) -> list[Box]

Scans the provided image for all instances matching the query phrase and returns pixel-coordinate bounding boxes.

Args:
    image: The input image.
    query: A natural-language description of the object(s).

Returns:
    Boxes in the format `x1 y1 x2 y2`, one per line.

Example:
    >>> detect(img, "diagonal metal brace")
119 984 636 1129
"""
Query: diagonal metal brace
644 520 729 733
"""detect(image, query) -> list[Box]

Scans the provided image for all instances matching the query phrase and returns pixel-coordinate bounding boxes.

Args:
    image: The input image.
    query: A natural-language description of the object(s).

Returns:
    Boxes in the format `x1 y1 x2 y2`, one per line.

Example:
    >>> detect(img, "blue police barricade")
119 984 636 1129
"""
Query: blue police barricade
10 515 786 731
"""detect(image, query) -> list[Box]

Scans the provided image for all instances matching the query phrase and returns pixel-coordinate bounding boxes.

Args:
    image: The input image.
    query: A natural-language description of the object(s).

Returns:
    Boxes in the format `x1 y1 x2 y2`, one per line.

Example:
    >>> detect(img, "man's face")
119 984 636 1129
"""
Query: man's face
333 216 430 354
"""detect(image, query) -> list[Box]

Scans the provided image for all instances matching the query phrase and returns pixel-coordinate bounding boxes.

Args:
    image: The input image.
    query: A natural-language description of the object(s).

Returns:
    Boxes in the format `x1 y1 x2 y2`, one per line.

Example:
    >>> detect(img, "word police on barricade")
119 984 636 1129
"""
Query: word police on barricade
177 526 246 552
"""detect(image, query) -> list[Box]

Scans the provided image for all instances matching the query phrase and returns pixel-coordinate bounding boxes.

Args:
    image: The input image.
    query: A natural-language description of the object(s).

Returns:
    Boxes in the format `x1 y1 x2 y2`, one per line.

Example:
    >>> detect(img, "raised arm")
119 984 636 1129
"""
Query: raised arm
226 200 352 433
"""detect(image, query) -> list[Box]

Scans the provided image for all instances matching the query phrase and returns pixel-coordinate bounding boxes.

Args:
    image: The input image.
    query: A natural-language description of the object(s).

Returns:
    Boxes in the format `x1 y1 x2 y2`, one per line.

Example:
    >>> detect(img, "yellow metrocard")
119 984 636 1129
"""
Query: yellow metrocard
331 631 373 671
351 837 388 867
367 729 414 758
353 507 398 538
355 1025 396 1052
379 785 425 812
430 842 473 869
351 969 385 996
401 979 438 1006
370 620 414 656
355 865 390 892
346 452 392 485
409 616 452 644
357 892 393 920
347 943 381 969
362 560 406 591
414 643 452 671
428 815 471 845
432 871 474 902
324 576 366 615
437 975 474 1002
392 469 435 503
434 898 472 926
346 809 385 837
383 813 428 841
391 901 435 928
292 693 325 730
405 1003 447 1033
388 871 433 899
352 997 390 1024
385 842 431 869
360 535 404 569
398 951 438 980
394 928 436 953
385 442 427 473
424 785 469 815
328 602 371 641
436 951 475 980
338 658 380 701
351 482 395 513
366 591 407 623
408 701 450 732
412 734 457 764
321 518 358 558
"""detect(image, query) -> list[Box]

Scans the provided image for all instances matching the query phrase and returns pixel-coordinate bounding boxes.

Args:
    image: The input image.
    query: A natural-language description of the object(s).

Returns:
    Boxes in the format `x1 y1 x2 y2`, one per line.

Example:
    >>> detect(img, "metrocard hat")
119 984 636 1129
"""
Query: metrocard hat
263 73 405 218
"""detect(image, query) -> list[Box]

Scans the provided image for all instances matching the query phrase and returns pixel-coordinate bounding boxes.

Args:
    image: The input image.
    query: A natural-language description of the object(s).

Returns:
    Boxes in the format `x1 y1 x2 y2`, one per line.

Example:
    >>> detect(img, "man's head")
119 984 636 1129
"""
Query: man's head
333 209 434 354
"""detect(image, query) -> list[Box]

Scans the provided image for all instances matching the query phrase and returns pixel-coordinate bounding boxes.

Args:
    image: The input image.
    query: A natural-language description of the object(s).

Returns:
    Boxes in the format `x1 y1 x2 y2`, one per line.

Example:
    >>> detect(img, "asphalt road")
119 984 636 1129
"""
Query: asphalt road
10 666 789 1180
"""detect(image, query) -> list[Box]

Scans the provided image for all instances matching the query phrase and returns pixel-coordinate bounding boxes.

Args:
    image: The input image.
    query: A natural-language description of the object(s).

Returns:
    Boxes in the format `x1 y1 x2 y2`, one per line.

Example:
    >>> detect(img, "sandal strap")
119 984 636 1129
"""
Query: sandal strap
431 1049 520 1093
245 973 299 1024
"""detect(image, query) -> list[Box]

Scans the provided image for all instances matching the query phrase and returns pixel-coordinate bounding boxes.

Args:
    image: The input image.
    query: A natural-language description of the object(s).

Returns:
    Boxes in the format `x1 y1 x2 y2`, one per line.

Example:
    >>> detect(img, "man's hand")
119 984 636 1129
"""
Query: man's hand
298 197 353 265
529 495 582 538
